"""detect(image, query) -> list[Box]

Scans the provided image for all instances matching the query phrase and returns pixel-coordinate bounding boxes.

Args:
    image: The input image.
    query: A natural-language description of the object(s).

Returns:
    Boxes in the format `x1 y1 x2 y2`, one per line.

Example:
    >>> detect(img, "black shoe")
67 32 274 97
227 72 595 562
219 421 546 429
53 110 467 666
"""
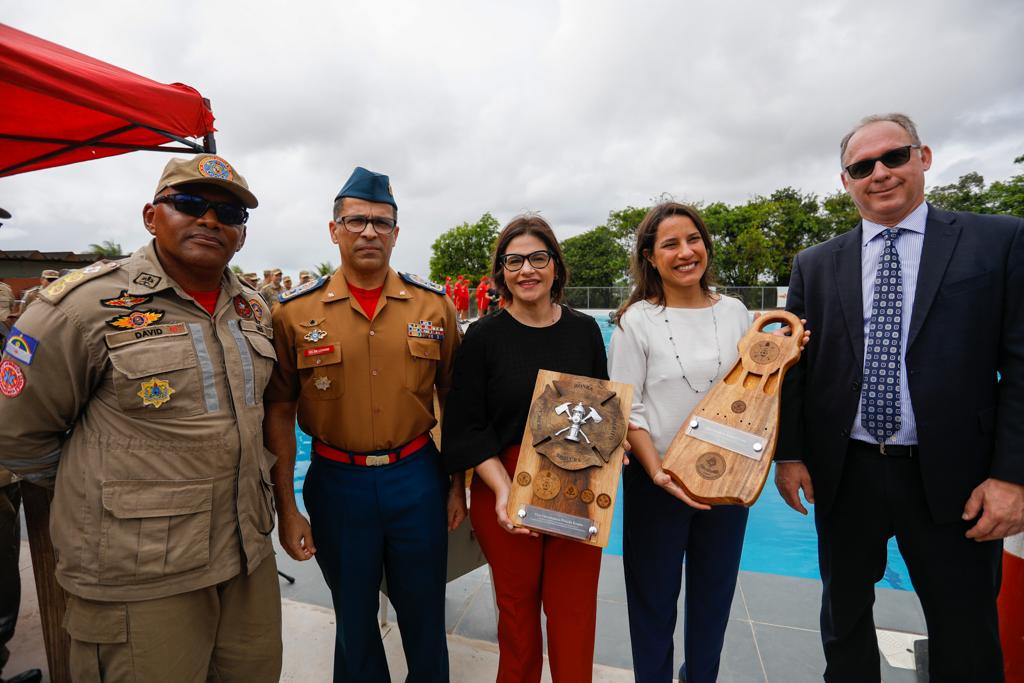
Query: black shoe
3 669 43 683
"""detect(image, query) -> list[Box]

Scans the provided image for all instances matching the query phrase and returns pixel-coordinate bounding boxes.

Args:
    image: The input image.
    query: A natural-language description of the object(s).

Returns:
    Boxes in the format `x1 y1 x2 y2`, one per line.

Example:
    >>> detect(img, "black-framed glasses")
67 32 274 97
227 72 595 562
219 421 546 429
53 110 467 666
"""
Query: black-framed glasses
843 145 921 180
336 215 397 234
499 250 553 272
154 193 248 225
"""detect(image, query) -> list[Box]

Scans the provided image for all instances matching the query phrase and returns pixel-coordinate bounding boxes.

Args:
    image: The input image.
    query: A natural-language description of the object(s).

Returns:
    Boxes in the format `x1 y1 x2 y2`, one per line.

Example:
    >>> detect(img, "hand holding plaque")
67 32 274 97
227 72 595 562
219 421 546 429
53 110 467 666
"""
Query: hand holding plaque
508 370 633 547
661 311 803 506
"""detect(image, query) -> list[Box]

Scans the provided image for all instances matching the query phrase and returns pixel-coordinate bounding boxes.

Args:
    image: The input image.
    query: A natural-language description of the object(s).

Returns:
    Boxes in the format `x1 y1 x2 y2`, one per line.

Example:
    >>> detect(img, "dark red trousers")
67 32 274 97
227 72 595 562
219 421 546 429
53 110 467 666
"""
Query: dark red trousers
470 446 602 683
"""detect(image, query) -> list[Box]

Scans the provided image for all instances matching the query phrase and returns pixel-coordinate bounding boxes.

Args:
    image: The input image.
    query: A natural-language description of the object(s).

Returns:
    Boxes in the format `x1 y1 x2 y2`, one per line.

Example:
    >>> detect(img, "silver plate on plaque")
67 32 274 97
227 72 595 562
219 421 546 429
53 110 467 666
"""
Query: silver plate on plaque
517 504 598 541
685 416 765 461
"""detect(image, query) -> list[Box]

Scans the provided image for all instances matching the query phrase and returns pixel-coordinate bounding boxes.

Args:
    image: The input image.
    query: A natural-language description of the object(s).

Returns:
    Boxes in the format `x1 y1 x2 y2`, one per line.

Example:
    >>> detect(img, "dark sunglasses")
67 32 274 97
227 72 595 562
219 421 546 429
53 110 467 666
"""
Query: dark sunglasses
154 193 249 225
843 145 920 180
499 250 553 272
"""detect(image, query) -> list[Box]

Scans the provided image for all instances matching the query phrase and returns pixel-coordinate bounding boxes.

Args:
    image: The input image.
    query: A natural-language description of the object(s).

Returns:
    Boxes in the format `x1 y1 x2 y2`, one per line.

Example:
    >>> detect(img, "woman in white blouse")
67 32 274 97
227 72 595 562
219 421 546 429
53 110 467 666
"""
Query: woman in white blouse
608 202 751 683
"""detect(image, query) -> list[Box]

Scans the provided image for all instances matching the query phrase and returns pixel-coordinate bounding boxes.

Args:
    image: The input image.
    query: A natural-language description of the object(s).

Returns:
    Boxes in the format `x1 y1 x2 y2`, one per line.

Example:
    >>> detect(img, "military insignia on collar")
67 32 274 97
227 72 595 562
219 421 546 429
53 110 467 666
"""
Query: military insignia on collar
198 156 234 180
314 376 332 391
138 377 174 408
304 329 328 343
133 273 162 289
0 360 26 398
4 327 39 365
106 310 165 330
234 295 253 319
399 272 445 295
408 320 444 340
101 290 154 309
249 299 265 322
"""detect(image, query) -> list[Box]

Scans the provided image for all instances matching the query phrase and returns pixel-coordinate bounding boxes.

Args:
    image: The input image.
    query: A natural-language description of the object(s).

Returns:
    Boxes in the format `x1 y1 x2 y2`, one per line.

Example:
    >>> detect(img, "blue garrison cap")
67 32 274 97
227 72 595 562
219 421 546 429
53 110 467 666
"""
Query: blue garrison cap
334 166 397 209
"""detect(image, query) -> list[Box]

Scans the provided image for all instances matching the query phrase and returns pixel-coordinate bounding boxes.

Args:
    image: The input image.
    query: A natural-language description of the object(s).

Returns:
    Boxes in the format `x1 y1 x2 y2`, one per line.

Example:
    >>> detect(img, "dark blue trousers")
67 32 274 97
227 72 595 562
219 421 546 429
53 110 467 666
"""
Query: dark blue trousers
303 441 450 683
622 462 749 683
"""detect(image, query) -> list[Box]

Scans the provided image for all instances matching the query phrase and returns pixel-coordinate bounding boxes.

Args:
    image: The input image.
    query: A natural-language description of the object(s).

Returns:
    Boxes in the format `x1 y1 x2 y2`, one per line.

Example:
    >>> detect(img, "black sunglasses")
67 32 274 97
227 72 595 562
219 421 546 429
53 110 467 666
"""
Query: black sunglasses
154 193 249 225
499 250 553 272
843 145 920 180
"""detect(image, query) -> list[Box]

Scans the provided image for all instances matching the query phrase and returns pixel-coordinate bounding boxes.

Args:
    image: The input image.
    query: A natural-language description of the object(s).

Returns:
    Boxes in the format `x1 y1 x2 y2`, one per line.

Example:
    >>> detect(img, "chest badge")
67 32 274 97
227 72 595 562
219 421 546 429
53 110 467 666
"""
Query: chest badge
407 320 444 340
314 376 332 391
304 329 328 343
105 310 165 330
234 295 253 318
101 290 154 309
0 360 26 398
137 377 175 408
249 299 265 323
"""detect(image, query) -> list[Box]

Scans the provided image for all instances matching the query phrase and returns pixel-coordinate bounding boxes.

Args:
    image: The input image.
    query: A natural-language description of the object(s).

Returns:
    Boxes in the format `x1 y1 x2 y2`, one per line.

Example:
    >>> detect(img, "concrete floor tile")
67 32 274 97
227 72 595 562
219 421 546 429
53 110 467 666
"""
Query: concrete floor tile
873 587 926 633
594 597 633 669
740 571 822 630
752 623 827 683
718 619 769 683
451 580 499 642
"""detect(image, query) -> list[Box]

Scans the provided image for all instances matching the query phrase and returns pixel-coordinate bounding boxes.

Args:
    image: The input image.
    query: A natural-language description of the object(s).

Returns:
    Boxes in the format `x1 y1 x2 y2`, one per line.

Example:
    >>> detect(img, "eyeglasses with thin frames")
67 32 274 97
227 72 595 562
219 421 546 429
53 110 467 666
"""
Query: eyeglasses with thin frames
499 250 553 272
335 215 397 234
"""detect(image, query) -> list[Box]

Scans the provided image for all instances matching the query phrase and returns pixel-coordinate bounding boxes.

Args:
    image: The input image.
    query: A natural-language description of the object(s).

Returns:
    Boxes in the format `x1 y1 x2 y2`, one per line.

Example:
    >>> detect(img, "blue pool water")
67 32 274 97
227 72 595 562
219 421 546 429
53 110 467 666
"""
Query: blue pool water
291 310 914 591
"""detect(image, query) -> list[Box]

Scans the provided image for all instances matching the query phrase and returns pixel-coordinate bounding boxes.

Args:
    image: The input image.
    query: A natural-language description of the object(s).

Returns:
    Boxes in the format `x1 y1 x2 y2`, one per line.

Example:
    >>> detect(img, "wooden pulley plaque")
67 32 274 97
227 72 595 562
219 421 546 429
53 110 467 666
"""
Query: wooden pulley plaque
508 370 633 547
661 311 803 506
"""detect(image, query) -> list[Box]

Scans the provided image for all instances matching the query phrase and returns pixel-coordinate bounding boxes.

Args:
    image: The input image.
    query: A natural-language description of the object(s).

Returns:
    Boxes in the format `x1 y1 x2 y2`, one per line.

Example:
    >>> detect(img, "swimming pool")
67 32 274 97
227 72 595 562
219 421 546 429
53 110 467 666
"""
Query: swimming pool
290 309 914 591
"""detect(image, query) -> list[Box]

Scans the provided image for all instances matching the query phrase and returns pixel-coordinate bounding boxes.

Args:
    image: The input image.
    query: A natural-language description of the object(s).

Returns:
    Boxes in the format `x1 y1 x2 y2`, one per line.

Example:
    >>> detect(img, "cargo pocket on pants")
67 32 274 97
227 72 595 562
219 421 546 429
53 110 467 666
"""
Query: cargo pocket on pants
98 479 214 585
64 596 128 683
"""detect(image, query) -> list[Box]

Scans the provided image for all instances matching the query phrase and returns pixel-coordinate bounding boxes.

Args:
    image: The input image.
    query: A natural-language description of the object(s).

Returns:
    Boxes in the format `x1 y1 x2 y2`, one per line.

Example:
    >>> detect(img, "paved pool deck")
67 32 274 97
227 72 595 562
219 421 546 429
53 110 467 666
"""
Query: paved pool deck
11 530 928 682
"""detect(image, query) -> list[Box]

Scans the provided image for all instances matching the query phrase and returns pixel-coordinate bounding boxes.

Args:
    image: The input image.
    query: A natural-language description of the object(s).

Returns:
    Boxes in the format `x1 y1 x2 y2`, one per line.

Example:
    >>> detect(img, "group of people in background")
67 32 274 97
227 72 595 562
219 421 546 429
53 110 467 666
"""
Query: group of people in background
0 109 1021 683
444 274 502 322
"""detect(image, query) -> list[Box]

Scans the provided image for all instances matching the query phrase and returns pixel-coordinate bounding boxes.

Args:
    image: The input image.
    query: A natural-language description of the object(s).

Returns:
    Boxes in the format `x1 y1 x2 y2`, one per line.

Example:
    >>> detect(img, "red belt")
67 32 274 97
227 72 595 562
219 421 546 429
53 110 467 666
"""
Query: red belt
313 433 431 467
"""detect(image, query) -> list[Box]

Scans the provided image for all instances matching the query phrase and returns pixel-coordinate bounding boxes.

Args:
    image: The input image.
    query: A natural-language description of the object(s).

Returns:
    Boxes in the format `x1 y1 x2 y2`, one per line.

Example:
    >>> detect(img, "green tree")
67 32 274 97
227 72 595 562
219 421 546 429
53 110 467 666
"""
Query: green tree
314 261 334 277
926 172 990 213
561 226 629 287
89 240 123 258
429 212 500 283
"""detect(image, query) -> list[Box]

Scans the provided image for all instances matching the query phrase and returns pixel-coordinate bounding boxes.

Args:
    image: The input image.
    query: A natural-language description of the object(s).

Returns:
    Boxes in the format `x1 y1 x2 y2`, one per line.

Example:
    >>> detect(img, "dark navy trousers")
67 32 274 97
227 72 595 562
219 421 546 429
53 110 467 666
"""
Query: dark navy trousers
304 441 450 683
622 461 749 683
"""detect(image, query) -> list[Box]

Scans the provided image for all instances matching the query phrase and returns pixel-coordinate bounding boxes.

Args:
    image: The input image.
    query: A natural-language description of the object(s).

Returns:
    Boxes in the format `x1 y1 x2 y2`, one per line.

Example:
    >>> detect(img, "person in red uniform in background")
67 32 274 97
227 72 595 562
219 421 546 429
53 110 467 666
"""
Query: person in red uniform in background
475 276 490 318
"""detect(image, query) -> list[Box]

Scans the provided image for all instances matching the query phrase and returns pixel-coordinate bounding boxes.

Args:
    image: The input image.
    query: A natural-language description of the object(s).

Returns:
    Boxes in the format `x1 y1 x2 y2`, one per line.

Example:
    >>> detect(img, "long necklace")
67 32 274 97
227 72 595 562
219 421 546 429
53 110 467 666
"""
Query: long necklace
662 303 721 394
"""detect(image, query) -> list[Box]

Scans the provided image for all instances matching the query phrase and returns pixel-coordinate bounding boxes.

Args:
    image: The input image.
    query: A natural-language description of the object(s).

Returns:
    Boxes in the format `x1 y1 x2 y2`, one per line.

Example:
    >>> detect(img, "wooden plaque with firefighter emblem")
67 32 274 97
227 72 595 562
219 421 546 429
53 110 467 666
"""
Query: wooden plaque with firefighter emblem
662 311 804 506
508 370 633 547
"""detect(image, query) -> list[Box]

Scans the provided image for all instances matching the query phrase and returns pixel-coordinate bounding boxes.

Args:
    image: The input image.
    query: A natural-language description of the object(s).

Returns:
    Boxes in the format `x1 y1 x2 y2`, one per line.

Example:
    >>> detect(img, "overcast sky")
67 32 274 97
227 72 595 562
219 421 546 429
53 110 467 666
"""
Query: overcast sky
2 1 1022 278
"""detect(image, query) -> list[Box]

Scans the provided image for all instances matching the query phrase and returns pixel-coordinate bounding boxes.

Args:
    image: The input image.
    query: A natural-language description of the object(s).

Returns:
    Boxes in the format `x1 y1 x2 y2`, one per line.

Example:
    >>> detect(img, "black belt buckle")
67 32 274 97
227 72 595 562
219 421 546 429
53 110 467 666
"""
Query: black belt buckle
878 442 915 458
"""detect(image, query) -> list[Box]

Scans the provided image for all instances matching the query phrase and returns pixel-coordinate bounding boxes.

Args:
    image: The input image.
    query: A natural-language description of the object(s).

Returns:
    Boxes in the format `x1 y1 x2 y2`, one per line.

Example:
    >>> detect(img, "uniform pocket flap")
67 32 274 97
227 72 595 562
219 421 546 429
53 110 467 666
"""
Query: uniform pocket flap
407 338 441 360
243 330 278 360
64 597 128 644
108 339 198 379
296 344 341 369
101 479 214 519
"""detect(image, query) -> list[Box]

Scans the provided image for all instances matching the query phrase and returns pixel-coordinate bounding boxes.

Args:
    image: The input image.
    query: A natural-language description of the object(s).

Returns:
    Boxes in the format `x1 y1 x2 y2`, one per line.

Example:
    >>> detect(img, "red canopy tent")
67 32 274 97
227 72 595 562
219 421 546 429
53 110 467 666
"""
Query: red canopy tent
0 22 216 178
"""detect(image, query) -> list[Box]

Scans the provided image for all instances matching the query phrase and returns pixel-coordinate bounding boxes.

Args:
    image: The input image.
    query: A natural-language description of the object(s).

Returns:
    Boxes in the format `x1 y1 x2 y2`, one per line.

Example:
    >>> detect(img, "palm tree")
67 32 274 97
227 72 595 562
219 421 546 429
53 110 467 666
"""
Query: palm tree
88 240 123 258
314 262 334 277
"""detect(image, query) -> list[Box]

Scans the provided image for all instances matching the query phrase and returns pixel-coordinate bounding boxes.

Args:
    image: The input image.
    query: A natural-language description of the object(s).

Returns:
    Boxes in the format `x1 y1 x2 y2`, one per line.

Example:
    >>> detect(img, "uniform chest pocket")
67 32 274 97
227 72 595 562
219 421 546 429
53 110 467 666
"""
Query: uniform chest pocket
240 325 278 400
98 479 213 585
297 343 344 399
108 337 204 418
406 338 440 392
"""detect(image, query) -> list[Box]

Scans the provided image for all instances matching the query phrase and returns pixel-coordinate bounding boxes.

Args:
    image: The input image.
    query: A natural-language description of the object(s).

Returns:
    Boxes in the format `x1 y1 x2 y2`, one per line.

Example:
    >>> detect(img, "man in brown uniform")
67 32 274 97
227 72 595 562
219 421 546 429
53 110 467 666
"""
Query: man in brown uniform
18 269 60 313
260 268 284 303
0 154 281 683
264 166 465 682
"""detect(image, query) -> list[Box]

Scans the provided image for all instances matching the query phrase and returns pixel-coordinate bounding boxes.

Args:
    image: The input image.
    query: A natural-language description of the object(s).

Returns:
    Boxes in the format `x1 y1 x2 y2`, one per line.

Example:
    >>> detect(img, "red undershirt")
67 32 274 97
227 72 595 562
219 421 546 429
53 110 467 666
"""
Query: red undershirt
347 282 383 319
185 288 220 316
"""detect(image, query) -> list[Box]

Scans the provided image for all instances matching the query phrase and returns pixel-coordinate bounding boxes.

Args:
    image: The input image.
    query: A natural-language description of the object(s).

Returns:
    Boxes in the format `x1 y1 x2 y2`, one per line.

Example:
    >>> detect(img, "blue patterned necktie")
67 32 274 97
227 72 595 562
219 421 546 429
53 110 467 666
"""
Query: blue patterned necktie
861 228 903 444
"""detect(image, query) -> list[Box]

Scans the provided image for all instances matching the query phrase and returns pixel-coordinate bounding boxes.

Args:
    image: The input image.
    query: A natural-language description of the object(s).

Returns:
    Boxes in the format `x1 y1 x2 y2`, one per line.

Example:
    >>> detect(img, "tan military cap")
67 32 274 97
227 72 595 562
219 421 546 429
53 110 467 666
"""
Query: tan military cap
41 269 60 280
154 154 258 208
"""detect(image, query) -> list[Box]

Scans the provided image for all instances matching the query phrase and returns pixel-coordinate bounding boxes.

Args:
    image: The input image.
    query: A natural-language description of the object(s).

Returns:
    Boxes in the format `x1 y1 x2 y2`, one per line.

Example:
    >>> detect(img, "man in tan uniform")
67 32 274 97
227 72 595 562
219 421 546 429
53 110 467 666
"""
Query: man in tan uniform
264 166 465 682
259 268 284 302
0 154 281 683
0 281 13 335
18 269 59 313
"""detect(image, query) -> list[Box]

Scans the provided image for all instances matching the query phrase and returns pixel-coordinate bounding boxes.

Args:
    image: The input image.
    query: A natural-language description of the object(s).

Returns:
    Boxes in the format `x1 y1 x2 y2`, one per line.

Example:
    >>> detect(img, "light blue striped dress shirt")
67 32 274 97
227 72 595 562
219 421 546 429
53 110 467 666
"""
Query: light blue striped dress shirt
850 201 928 446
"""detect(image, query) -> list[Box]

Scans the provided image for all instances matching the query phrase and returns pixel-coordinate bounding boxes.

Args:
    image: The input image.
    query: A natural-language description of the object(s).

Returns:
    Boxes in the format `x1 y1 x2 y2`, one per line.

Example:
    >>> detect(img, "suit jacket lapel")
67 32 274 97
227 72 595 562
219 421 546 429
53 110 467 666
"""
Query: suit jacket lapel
833 226 865 369
908 206 961 349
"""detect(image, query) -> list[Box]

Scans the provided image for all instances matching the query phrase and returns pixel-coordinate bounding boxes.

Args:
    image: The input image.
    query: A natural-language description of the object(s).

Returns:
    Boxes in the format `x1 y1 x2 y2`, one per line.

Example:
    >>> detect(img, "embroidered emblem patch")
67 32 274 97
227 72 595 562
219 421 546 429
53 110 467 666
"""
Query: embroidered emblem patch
198 156 233 180
234 295 253 318
44 280 67 297
101 290 154 309
304 345 334 357
3 327 39 365
133 273 162 289
0 360 25 398
314 376 332 391
407 320 444 340
249 299 265 322
106 310 165 330
138 377 175 408
304 329 328 343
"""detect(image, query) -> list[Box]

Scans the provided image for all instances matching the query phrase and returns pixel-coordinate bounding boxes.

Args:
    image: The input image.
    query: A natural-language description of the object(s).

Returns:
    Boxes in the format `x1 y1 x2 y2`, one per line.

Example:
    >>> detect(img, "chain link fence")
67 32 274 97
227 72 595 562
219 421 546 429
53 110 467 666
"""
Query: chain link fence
563 286 787 312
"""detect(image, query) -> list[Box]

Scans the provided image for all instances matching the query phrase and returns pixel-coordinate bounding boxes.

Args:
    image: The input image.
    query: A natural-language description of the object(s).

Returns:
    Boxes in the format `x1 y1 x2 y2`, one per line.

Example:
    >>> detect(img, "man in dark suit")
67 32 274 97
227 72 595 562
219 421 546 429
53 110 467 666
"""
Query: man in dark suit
776 113 1024 682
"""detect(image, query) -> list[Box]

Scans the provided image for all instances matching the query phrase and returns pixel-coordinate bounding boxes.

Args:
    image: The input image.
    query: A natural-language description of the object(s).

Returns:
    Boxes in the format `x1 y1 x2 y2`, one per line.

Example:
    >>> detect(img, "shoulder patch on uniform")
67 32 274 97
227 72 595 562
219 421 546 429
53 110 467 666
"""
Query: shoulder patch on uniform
399 272 445 295
39 261 121 304
279 276 328 303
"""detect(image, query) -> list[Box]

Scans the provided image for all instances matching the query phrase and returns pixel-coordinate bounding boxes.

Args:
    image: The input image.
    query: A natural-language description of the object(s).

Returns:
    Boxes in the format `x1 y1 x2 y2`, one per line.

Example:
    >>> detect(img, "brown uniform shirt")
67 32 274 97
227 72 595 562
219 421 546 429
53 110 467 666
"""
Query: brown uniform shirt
266 269 460 451
0 281 12 320
0 242 278 601
259 282 284 303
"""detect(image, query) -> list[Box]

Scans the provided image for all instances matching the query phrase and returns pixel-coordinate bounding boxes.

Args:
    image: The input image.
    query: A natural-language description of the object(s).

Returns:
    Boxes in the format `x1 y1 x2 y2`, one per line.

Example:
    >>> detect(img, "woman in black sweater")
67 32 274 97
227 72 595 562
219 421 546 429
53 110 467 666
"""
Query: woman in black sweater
442 215 607 683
